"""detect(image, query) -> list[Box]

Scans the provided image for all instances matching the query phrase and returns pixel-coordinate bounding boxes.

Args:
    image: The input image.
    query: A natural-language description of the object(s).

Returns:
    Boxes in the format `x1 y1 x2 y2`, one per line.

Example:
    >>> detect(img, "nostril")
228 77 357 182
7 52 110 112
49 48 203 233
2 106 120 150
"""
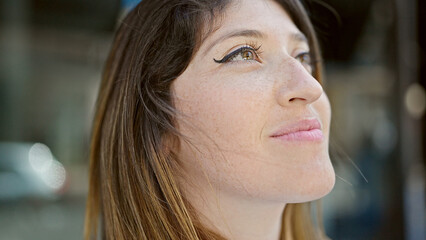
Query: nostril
289 97 305 102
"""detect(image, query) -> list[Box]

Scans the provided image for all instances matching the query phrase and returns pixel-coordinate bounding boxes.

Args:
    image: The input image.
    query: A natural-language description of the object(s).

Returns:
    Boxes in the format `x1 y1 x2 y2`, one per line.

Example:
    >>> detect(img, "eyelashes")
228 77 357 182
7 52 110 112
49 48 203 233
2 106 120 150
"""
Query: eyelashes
213 44 262 64
213 44 313 73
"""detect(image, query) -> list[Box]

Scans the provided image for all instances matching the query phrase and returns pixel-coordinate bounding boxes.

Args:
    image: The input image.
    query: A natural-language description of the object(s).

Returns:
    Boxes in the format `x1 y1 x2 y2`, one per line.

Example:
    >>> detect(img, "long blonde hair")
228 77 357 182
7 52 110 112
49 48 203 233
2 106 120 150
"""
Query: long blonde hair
84 0 329 239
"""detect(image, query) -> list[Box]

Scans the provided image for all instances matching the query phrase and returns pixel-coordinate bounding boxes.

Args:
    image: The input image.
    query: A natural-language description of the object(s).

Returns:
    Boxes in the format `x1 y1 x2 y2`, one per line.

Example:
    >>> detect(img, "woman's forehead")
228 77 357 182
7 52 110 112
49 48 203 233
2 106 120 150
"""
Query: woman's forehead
198 0 305 52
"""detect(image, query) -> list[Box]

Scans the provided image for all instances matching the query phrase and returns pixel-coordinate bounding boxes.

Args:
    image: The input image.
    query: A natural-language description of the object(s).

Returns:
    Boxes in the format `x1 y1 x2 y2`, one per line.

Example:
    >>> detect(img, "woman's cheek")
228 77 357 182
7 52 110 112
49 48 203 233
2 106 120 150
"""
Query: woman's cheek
190 77 268 145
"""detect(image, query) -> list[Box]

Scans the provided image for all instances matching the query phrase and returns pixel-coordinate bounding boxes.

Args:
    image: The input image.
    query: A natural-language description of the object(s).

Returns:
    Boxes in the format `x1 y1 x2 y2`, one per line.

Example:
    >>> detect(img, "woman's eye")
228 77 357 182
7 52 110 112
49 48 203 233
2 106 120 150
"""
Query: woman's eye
230 48 256 61
295 52 311 66
214 46 260 64
295 52 313 72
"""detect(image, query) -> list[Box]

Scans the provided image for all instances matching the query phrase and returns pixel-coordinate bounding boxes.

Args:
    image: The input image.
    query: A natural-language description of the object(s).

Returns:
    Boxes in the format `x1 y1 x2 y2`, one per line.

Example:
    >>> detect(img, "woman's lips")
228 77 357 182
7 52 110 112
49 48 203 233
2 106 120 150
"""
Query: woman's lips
270 119 323 142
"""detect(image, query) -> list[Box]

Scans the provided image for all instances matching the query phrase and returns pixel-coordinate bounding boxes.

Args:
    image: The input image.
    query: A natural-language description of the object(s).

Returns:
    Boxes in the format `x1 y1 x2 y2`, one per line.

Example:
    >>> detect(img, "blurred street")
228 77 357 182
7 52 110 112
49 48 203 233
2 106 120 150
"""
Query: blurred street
0 197 85 240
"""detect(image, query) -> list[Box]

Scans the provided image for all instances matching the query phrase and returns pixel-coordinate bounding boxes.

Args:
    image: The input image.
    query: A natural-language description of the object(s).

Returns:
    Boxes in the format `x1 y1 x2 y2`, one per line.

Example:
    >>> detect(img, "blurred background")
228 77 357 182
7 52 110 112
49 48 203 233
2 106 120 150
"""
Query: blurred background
0 0 424 239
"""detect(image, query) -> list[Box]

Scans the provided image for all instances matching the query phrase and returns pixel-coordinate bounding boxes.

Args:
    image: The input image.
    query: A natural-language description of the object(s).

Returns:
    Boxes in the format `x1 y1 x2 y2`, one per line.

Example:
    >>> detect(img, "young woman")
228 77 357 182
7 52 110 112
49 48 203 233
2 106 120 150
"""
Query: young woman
85 0 335 239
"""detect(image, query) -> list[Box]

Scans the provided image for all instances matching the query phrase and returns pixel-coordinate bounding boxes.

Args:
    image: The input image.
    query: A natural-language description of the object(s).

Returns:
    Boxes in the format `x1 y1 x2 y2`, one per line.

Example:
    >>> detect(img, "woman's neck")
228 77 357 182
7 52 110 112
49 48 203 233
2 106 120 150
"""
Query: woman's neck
183 184 286 240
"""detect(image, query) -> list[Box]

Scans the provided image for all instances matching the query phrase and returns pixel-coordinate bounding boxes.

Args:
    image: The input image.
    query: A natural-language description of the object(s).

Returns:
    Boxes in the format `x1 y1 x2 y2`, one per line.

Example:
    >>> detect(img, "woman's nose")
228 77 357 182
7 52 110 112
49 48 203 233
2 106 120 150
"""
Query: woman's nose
275 58 323 107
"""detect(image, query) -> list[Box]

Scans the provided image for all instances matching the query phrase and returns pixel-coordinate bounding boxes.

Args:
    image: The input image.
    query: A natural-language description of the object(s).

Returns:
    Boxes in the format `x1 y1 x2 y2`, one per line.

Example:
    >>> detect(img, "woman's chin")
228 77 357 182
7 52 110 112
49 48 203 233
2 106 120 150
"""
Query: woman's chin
293 161 335 203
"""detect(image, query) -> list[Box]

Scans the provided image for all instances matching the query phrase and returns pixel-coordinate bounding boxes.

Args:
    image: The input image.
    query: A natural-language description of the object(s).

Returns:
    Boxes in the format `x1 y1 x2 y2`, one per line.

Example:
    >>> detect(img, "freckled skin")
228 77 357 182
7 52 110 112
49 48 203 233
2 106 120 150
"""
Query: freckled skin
171 0 334 212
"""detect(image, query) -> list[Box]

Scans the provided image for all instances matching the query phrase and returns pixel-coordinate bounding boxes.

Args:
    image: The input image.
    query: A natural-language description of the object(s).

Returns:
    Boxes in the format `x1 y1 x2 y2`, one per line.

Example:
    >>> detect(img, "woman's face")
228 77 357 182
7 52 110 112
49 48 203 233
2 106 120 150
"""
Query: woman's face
171 0 335 203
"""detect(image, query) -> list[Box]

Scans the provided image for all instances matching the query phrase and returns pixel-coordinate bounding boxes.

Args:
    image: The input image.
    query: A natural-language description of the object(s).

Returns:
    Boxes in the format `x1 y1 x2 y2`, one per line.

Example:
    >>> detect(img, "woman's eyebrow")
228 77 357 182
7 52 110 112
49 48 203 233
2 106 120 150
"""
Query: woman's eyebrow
290 32 308 45
203 29 265 55
202 30 309 56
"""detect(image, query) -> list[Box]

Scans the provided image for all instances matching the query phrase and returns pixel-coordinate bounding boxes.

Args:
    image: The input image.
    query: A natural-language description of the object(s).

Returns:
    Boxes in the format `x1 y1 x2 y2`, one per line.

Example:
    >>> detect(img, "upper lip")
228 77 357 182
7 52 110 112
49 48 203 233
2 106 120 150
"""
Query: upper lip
270 118 322 137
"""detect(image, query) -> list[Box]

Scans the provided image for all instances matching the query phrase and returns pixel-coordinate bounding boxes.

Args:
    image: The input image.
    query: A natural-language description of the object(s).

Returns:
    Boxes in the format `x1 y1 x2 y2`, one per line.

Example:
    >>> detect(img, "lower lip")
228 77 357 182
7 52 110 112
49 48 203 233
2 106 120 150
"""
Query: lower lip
271 129 324 142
